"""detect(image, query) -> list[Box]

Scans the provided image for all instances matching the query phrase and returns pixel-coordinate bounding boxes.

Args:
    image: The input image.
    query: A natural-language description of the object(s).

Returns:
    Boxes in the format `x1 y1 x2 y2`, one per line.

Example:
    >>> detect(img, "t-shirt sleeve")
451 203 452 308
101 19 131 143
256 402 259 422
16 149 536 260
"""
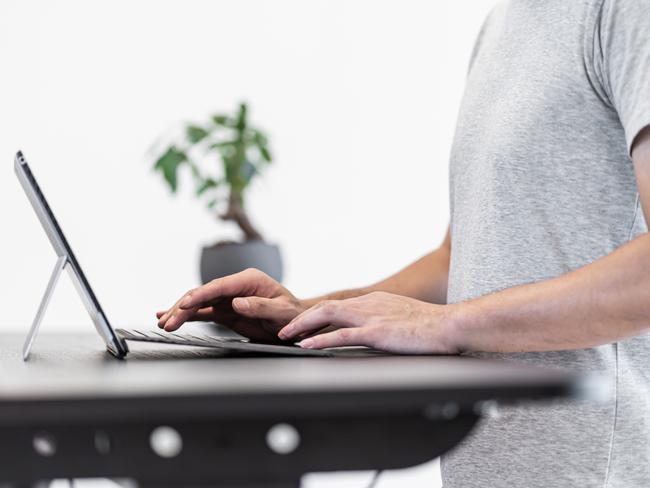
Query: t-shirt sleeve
596 0 650 155
467 4 500 76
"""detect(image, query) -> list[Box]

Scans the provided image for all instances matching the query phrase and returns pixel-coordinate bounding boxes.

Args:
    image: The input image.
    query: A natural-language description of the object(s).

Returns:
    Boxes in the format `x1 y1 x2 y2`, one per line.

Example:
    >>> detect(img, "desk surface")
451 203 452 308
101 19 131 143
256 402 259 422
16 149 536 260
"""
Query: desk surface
0 332 592 423
0 332 599 486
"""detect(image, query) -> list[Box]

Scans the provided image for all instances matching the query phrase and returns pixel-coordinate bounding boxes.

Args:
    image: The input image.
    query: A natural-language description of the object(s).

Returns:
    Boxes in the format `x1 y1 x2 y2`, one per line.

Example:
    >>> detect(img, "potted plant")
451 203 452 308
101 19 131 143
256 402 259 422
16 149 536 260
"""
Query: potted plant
152 102 283 283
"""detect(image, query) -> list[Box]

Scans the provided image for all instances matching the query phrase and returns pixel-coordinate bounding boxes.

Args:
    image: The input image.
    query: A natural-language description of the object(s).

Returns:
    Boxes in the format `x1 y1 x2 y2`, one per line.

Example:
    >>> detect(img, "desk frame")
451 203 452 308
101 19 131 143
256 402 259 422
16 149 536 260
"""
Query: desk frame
1 408 478 487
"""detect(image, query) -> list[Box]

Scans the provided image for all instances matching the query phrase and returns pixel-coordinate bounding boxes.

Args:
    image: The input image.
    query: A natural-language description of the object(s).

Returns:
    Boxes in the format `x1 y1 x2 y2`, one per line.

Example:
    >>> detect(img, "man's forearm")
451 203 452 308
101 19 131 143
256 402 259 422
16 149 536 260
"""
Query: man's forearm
449 233 650 353
303 229 452 308
281 131 650 353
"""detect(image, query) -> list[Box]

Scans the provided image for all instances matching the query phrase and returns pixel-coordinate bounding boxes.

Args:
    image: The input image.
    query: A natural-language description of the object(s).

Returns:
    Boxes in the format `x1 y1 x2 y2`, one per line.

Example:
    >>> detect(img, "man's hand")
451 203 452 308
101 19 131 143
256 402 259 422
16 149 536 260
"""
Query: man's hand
157 268 307 343
278 291 460 354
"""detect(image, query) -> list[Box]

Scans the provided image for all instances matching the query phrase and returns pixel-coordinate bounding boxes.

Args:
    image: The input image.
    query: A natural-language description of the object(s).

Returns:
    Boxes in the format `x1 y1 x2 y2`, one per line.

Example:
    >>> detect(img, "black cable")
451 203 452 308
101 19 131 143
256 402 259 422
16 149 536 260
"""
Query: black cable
366 470 383 488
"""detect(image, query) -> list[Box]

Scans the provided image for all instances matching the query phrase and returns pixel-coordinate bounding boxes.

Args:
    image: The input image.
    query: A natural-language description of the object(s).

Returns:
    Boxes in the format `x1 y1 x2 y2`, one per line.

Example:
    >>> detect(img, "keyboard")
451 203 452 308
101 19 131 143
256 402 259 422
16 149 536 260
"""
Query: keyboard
115 328 335 357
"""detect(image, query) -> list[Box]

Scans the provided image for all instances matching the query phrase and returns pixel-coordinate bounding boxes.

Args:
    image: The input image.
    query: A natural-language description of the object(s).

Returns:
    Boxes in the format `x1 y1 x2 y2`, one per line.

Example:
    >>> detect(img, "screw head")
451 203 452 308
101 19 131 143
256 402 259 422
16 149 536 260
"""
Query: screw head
266 423 300 455
150 426 183 458
33 432 57 457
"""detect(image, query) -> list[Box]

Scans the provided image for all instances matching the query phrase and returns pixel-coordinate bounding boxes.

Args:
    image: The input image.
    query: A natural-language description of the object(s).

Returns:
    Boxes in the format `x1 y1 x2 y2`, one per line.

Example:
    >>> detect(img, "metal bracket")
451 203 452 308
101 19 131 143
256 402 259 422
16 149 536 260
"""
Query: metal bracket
23 255 68 361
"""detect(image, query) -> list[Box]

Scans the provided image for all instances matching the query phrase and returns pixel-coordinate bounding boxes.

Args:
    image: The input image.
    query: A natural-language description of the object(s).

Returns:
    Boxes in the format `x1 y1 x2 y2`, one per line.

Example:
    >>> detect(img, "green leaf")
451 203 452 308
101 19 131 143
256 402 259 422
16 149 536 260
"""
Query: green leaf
209 140 237 149
252 130 268 146
259 145 272 162
251 131 272 162
196 178 219 196
186 125 209 143
154 146 187 192
207 198 219 209
212 115 235 127
236 102 248 131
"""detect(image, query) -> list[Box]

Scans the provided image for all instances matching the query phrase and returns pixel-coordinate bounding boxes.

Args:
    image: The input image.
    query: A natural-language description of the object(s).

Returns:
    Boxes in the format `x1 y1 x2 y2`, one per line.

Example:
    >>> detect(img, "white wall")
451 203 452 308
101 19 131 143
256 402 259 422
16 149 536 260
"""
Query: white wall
0 1 494 487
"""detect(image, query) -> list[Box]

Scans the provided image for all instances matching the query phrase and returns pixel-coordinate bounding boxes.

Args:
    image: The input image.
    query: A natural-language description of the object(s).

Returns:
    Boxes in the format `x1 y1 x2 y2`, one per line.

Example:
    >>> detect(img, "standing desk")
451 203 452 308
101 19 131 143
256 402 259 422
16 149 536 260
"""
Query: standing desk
0 333 596 487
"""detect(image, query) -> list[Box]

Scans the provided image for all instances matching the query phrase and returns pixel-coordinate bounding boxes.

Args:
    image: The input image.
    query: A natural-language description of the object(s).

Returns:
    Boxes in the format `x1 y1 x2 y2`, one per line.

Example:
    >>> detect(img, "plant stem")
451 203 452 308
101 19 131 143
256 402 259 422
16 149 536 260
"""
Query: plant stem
221 192 264 241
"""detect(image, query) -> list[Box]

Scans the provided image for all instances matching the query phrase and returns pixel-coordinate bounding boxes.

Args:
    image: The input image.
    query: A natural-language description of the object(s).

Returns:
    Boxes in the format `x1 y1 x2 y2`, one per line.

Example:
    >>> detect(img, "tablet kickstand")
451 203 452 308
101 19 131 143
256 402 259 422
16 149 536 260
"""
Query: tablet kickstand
23 255 68 361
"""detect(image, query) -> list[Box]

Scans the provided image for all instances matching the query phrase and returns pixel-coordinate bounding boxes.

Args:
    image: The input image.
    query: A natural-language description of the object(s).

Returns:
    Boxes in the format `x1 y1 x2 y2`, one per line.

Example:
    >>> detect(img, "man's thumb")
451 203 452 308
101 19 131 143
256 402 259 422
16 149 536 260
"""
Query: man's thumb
233 296 276 317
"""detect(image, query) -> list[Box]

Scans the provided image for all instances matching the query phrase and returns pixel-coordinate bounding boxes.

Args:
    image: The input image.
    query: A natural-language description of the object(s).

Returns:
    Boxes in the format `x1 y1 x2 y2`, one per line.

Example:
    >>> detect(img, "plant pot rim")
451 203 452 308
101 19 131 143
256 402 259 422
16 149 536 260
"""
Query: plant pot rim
202 240 280 251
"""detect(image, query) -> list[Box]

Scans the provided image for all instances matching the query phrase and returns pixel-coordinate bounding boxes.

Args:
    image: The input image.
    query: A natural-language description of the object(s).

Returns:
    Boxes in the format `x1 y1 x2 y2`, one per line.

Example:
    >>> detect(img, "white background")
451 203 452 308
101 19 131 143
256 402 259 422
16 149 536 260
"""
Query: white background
0 1 494 487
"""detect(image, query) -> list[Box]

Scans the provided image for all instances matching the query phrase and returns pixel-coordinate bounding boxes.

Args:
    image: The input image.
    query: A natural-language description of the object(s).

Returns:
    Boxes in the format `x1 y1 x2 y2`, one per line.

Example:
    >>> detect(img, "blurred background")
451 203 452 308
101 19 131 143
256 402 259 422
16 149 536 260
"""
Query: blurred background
0 1 494 486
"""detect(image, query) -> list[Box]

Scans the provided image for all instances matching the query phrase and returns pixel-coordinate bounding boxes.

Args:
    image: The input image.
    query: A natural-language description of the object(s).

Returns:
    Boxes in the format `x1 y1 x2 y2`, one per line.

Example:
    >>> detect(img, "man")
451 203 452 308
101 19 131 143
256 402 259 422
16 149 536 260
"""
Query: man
158 0 650 486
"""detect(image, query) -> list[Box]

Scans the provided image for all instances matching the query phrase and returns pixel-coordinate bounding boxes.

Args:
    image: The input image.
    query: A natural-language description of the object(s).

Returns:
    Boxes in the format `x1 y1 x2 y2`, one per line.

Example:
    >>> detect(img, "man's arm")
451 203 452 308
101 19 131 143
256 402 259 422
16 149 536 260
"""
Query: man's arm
281 128 650 353
303 229 451 307
449 126 650 353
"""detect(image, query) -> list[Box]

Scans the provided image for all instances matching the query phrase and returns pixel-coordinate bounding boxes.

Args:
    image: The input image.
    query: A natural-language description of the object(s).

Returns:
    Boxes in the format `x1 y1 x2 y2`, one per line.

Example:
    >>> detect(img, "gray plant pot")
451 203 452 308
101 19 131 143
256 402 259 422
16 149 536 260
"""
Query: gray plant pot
199 241 284 284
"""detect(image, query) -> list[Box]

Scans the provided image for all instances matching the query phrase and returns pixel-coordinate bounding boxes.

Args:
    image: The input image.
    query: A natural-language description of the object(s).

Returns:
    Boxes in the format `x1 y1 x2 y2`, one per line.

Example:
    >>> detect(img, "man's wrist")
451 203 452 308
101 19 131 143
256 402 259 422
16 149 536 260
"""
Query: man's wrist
300 297 319 310
442 301 480 354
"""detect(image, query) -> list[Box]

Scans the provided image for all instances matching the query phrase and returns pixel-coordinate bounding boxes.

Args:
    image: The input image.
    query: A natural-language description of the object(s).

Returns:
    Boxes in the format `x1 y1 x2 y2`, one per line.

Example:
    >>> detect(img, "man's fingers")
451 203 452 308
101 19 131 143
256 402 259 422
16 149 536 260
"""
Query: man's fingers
298 328 369 349
278 301 360 340
158 268 281 334
187 307 217 322
296 324 338 340
157 307 176 328
157 308 214 328
232 296 297 322
162 306 200 332
179 269 269 310
157 291 193 328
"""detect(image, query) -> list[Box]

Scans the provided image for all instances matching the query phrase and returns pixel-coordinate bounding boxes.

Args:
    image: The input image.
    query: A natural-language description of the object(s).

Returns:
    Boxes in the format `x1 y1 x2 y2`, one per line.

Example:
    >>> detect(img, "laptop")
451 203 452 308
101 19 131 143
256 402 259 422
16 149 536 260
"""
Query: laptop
14 151 338 359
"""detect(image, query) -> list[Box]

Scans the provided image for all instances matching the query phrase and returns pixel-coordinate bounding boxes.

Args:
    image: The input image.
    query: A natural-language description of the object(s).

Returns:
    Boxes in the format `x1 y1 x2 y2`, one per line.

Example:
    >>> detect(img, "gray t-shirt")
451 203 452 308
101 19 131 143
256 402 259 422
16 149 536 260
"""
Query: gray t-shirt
443 1 650 487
